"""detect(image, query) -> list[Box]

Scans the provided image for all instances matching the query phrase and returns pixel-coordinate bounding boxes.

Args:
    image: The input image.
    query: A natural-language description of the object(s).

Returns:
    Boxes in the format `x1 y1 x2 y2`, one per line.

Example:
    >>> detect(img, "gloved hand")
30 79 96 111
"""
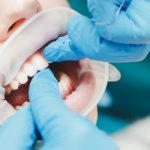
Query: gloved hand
29 69 118 150
0 106 35 150
43 0 150 62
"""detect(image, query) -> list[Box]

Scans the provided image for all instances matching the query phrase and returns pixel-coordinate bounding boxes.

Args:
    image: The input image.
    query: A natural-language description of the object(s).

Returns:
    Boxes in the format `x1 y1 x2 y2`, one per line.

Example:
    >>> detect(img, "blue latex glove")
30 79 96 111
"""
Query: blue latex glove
29 69 118 150
0 106 36 150
43 0 150 62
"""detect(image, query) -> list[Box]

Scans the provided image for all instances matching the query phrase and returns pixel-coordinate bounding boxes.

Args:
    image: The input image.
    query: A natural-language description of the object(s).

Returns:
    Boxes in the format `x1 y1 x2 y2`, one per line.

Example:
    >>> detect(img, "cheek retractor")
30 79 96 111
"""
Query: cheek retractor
0 7 121 124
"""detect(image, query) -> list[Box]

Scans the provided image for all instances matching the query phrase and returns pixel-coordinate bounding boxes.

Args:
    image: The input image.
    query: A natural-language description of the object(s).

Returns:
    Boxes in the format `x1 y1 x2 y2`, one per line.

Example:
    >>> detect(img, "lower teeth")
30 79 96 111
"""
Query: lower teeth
4 62 78 108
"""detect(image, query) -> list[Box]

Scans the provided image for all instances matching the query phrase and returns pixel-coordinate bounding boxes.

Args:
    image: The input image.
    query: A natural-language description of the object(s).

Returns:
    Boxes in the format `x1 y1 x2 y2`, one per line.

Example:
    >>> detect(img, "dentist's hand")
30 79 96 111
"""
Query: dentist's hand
0 106 35 150
29 69 118 150
43 0 150 62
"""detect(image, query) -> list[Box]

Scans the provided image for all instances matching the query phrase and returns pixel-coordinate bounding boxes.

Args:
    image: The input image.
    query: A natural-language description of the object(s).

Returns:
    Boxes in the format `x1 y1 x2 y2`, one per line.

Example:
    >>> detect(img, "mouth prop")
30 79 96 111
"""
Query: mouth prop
0 7 121 124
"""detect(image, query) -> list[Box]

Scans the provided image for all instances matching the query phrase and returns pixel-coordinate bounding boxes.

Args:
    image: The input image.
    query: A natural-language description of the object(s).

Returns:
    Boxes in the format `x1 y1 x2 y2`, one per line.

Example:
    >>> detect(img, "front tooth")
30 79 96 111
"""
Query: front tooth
31 53 49 71
22 63 37 77
10 80 19 90
16 72 28 84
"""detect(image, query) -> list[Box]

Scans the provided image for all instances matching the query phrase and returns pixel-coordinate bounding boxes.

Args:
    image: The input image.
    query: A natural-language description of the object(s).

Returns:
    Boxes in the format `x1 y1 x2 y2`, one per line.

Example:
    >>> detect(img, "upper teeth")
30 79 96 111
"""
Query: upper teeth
5 52 49 94
16 72 28 84
30 52 49 71
22 63 37 77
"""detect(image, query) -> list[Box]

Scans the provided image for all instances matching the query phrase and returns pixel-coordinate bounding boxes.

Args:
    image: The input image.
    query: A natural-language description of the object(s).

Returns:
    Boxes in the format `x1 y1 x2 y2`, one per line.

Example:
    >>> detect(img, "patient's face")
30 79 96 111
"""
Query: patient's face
0 0 98 124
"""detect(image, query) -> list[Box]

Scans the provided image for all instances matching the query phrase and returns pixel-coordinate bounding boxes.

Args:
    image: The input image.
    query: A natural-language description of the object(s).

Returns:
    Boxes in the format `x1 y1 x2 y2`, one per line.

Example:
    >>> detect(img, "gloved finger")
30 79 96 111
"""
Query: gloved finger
0 105 35 150
29 71 119 150
68 15 150 62
29 69 72 141
44 15 149 63
90 0 150 44
43 35 84 62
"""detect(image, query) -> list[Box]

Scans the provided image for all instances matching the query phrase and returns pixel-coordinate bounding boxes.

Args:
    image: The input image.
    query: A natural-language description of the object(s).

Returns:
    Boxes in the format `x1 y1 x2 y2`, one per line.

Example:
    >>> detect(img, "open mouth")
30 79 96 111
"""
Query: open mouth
0 8 110 124
4 48 96 113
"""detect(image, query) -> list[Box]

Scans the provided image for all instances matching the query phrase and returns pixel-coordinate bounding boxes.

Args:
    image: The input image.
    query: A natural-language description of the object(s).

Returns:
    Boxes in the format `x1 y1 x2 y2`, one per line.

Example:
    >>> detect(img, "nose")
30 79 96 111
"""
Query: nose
0 0 41 42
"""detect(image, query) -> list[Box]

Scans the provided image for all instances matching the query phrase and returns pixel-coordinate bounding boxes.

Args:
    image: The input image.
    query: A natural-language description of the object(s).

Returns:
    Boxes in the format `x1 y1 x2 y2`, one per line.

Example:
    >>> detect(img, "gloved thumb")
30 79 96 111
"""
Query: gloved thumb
29 69 72 141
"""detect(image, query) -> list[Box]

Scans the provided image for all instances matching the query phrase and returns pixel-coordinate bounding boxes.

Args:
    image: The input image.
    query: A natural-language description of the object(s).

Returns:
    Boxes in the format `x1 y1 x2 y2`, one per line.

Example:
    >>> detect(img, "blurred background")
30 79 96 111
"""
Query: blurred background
68 0 150 134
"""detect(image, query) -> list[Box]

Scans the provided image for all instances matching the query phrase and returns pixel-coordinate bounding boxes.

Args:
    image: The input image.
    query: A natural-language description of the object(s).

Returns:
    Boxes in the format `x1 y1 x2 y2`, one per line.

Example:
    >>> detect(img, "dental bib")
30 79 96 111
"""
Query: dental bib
0 7 120 124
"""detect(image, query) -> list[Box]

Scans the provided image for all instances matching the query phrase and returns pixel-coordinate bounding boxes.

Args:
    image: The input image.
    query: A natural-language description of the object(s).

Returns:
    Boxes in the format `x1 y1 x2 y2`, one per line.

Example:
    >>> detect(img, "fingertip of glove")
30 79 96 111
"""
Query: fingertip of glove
43 47 58 62
31 69 54 84
43 35 72 62
29 69 57 95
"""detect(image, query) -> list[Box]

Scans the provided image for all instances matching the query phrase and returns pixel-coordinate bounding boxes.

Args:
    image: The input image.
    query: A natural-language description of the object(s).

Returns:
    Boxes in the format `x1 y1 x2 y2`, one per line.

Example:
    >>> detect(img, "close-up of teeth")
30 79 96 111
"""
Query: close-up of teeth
16 72 28 85
0 8 120 126
30 52 49 71
22 63 38 77
5 53 49 96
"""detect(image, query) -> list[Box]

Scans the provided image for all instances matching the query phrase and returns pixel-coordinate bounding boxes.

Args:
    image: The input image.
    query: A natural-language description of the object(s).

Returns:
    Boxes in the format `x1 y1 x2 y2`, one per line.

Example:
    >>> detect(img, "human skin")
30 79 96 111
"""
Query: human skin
0 0 98 124
0 0 69 42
